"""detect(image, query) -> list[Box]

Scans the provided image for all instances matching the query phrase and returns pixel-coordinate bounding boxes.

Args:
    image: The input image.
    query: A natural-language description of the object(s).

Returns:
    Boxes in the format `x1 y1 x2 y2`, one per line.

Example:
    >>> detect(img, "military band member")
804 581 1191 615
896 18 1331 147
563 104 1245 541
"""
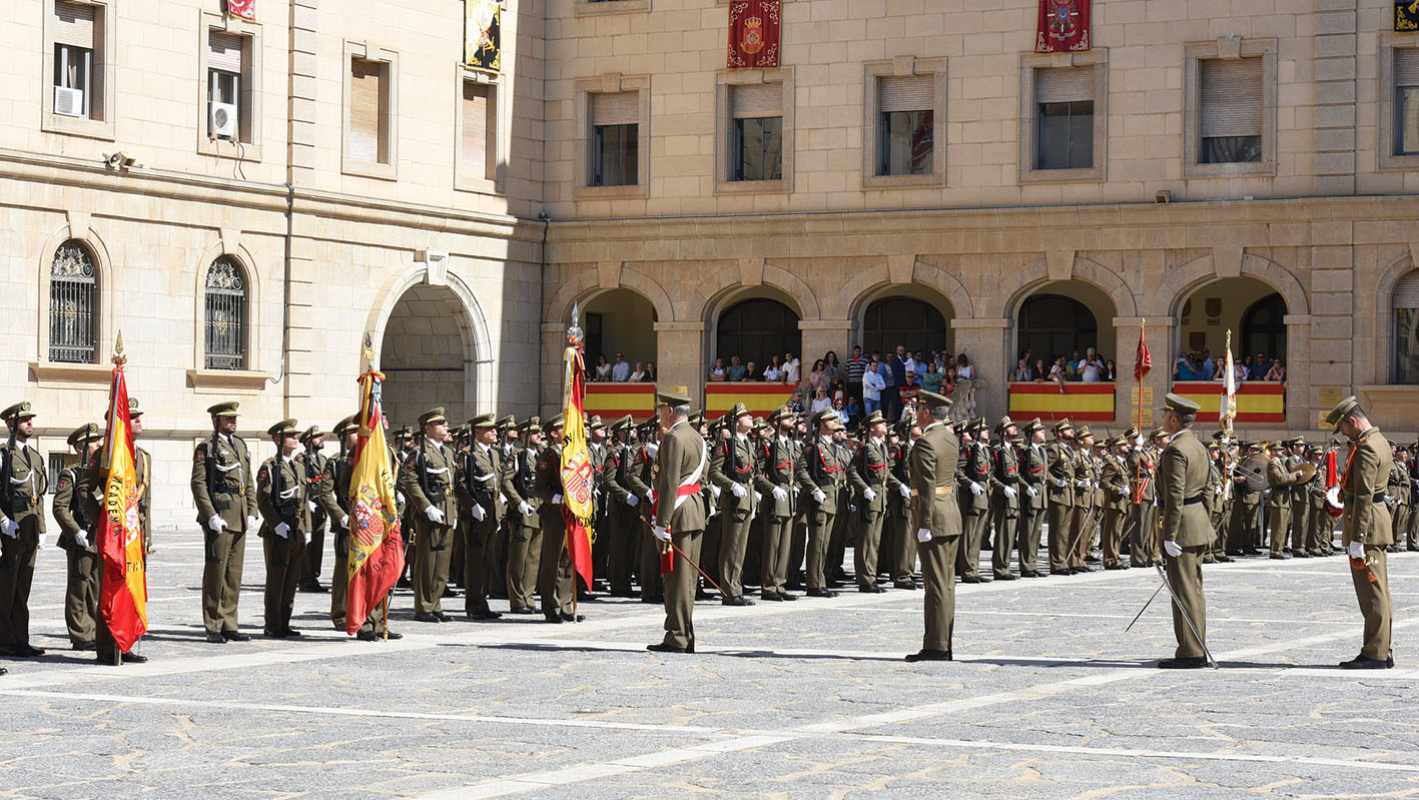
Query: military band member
1266 441 1305 559
850 410 894 592
1326 397 1396 669
648 391 709 654
1287 439 1313 558
1230 442 1265 556
256 419 310 638
710 403 760 605
631 419 663 603
797 410 847 598
299 426 335 593
536 415 580 623
1387 447 1409 557
1045 420 1076 576
460 414 504 621
503 419 543 614
1156 394 1213 669
399 407 459 622
192 401 257 644
906 391 962 663
54 423 101 651
1099 436 1131 570
988 416 1022 581
1202 440 1228 564
1305 445 1331 557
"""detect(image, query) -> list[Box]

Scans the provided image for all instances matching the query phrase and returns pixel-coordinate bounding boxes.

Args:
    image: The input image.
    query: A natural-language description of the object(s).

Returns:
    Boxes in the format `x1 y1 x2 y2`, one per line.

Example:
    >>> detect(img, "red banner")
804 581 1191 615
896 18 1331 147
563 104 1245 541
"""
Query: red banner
728 0 781 69
1035 0 1090 53
226 0 255 21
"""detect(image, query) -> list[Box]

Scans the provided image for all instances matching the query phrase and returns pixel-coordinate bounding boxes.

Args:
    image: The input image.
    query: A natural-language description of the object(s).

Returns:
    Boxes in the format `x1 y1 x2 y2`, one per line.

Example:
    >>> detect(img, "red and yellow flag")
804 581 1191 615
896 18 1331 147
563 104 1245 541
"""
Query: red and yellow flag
98 359 147 652
560 340 595 589
345 369 405 635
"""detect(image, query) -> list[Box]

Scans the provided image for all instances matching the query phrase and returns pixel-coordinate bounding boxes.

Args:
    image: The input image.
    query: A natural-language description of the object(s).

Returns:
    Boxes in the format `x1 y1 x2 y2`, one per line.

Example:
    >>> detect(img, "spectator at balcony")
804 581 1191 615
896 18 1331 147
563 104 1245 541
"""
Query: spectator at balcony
1012 357 1034 382
808 359 828 394
1248 353 1270 380
784 352 800 384
629 361 648 382
1174 353 1202 381
1104 359 1117 382
763 355 783 382
611 352 631 382
846 345 866 403
1032 359 1048 382
1078 348 1105 382
921 361 945 394
824 350 843 385
1264 360 1286 382
1048 356 1068 389
643 362 656 381
1064 351 1081 381
900 369 921 410
1200 349 1216 380
863 356 885 414
744 361 761 382
833 394 850 426
594 355 612 382
844 395 863 426
728 355 747 381
810 386 832 414
955 353 974 380
708 358 727 382
943 365 958 397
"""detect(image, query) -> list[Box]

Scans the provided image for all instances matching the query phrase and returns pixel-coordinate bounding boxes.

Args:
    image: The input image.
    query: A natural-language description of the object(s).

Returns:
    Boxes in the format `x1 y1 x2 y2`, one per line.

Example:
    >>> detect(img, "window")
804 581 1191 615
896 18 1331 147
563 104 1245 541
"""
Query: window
1395 48 1419 156
716 299 802 368
1035 68 1093 170
45 0 113 138
1395 272 1419 384
343 43 398 179
590 92 639 186
461 80 495 182
49 241 98 364
1018 294 1098 365
205 257 247 371
731 84 783 182
877 76 934 176
1240 293 1287 362
1198 57 1263 164
207 31 249 142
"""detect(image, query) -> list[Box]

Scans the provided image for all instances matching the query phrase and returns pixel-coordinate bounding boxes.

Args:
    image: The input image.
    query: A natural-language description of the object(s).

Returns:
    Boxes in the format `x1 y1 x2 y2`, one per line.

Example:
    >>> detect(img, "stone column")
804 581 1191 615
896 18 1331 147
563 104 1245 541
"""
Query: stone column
654 321 705 405
1286 314 1316 430
540 322 565 419
1113 317 1173 433
798 319 852 366
950 318 1009 419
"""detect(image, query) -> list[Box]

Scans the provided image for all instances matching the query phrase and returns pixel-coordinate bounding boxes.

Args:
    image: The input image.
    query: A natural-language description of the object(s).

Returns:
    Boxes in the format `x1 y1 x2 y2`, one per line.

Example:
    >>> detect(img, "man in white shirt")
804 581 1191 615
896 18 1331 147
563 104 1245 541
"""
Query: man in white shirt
1078 348 1103 383
611 353 631 383
863 357 886 414
784 354 800 384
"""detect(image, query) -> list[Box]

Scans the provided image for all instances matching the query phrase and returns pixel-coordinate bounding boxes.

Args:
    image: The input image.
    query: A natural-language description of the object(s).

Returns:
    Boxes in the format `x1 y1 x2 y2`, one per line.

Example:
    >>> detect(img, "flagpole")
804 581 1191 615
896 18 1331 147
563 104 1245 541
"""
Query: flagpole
1136 319 1145 437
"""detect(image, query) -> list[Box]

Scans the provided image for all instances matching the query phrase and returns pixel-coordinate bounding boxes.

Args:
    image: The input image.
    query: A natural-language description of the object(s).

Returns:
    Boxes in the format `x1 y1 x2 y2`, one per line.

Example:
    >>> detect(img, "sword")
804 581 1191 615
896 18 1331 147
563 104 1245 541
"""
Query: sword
1155 562 1218 668
1124 580 1166 633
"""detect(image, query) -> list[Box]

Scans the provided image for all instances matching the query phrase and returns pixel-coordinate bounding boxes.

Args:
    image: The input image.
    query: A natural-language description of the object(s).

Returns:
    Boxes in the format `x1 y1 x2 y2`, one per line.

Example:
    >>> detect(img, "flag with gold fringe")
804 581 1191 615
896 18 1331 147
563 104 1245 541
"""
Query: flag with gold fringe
1398 0 1419 31
345 360 405 635
728 0 781 69
465 0 502 74
560 310 595 591
97 338 147 653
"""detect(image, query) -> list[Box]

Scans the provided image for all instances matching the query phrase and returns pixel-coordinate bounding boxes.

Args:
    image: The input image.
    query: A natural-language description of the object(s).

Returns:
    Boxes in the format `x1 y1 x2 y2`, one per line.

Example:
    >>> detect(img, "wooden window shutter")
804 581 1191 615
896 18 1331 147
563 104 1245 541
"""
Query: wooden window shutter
879 75 934 113
1200 58 1264 138
462 81 490 172
209 31 244 74
1036 67 1094 104
591 91 639 127
53 1 96 48
349 58 385 163
732 83 782 118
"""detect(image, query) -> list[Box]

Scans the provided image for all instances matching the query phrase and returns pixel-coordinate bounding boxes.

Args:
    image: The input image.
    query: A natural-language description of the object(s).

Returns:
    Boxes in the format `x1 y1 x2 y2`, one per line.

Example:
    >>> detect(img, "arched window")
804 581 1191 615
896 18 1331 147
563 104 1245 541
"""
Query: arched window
862 297 947 357
1394 272 1419 384
1240 293 1286 364
49 241 98 364
1017 294 1097 365
716 298 801 368
205 257 248 370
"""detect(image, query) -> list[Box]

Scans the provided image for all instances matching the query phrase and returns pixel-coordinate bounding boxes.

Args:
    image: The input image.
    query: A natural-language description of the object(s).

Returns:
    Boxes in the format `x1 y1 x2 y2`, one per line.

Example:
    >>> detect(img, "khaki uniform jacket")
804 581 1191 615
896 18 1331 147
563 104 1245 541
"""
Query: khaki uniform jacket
755 435 799 518
796 437 846 513
503 445 541 529
535 443 566 535
1266 456 1302 508
958 441 991 514
462 443 505 525
990 441 1021 516
711 433 759 519
1020 442 1049 512
135 446 152 545
1 440 48 531
909 422 963 539
1129 448 1156 505
1046 441 1075 506
887 438 912 520
257 454 312 541
303 449 342 522
850 437 892 514
1073 449 1096 510
1158 429 1215 548
653 421 708 532
53 464 96 551
606 441 637 507
191 433 255 532
398 439 459 523
1342 427 1394 547
1099 454 1130 513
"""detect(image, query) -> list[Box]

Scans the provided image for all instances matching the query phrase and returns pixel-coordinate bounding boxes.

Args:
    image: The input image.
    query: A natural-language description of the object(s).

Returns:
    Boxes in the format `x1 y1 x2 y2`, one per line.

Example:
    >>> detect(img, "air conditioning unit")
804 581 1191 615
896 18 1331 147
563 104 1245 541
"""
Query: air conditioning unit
210 102 239 139
54 87 85 117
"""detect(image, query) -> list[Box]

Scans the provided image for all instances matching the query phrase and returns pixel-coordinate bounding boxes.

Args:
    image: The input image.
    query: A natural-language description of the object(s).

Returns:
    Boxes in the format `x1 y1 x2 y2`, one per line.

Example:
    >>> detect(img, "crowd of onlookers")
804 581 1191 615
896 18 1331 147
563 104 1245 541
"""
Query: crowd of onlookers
1006 346 1287 385
590 353 657 383
1172 350 1286 382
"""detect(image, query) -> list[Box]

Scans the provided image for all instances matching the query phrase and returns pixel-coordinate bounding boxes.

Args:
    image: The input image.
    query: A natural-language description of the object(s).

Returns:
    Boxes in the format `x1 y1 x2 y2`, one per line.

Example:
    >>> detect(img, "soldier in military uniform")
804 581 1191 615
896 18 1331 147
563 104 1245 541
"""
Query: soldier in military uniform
648 391 709 653
1305 444 1331 558
502 419 543 614
0 403 47 660
1203 440 1229 564
986 416 1022 581
256 419 310 638
490 414 519 597
1327 397 1396 669
459 414 505 621
191 401 257 644
54 423 101 651
603 416 639 597
906 391 963 662
586 416 611 593
754 407 799 601
1045 420 1076 576
327 416 358 631
630 419 662 603
887 418 918 589
399 407 459 623
1388 447 1410 556
1286 438 1313 558
127 399 154 557
1266 441 1305 559
1016 418 1048 578
710 403 759 605
1125 429 1156 567
536 415 580 623
297 426 334 593
1230 442 1264 556
797 410 847 598
1156 394 1214 669
1069 426 1098 573
849 410 893 592
1099 436 1131 570
955 418 991 583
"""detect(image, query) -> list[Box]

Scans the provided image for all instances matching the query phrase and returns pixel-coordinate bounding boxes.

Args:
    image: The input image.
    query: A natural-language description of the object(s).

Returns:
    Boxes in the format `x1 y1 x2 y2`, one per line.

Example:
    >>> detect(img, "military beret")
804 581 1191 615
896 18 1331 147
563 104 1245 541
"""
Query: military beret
206 401 239 417
1161 392 1200 415
657 390 692 409
1325 395 1361 429
418 407 447 427
268 418 300 437
299 425 324 443
917 390 951 410
66 422 99 448
468 412 496 429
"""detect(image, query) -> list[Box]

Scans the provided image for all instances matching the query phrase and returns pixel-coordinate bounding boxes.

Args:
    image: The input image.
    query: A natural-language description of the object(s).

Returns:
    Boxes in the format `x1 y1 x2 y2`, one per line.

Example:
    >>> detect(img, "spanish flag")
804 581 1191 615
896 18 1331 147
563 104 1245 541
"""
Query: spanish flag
560 341 595 589
345 368 405 635
98 355 147 652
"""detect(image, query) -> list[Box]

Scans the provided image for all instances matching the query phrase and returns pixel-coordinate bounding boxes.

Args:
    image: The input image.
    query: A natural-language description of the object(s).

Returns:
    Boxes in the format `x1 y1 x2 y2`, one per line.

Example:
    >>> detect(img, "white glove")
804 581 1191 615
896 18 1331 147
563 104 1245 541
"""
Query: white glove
645 443 659 458
1053 477 1067 488
812 489 827 505
916 528 933 543
1076 480 1088 489
37 533 49 549
646 489 656 504
518 501 532 516
1348 541 1365 560
898 483 911 499
710 485 722 500
625 493 640 508
551 493 563 505
863 488 877 502
424 506 445 524
247 515 260 530
652 524 672 543
471 503 486 522
1163 540 1182 558
772 486 788 502
1003 486 1017 500
755 491 763 502
307 501 317 513
969 482 984 497
274 522 291 539
396 491 406 505
731 482 747 499
1026 486 1038 498
594 488 602 501
207 514 224 533
74 531 89 549
0 516 16 538
338 515 349 529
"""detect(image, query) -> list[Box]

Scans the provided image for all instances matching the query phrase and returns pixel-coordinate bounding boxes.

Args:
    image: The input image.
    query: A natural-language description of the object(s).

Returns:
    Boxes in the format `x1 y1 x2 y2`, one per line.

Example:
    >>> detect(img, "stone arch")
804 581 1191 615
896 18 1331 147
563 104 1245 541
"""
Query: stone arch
36 218 117 365
546 263 676 325
846 267 962 358
1158 252 1310 318
702 282 804 367
762 263 822 321
192 237 263 373
544 263 600 325
1001 255 1137 321
1376 250 1418 385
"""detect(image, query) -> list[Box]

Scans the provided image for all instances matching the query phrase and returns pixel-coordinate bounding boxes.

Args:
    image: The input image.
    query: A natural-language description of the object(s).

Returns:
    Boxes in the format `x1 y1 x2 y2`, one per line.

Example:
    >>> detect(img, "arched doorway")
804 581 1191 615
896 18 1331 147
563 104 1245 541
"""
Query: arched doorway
1014 280 1115 372
859 294 952 358
379 283 477 428
1174 277 1285 379
583 288 658 380
714 295 802 373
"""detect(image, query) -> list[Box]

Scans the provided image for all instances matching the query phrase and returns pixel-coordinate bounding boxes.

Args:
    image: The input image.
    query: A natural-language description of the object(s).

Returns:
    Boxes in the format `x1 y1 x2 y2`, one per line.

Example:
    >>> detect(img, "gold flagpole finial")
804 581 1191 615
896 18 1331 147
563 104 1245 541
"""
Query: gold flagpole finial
113 330 127 366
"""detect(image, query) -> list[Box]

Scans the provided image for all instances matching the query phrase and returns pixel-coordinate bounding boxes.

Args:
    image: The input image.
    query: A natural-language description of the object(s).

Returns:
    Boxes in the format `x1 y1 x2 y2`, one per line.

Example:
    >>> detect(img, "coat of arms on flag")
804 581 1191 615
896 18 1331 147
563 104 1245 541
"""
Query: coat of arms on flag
1398 0 1419 31
466 0 502 74
728 0 781 69
226 0 255 21
1036 0 1091 52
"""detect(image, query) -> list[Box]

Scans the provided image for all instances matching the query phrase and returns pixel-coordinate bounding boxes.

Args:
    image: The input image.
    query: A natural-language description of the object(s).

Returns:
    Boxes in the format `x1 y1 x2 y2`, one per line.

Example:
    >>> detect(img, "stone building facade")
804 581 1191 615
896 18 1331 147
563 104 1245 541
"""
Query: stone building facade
4 0 1419 525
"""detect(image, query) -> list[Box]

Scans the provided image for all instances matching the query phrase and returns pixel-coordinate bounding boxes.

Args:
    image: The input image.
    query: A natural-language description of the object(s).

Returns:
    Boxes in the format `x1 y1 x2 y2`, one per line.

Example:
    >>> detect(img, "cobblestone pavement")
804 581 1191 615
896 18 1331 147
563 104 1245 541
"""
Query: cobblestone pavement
2 531 1415 799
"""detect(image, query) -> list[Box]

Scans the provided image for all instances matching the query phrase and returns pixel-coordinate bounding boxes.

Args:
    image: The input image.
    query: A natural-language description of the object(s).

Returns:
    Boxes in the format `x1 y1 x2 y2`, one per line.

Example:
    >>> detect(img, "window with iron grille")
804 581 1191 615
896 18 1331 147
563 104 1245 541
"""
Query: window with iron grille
49 241 97 363
205 257 247 370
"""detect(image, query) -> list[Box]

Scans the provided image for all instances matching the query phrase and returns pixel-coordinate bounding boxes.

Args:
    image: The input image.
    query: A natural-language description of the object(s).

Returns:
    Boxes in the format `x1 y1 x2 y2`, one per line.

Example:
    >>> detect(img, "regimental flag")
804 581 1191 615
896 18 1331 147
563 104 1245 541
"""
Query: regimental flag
465 0 502 74
1134 325 1151 381
345 368 405 635
1221 332 1237 430
1036 0 1091 52
560 342 595 589
1398 0 1419 31
728 0 781 69
97 356 147 653
226 0 255 21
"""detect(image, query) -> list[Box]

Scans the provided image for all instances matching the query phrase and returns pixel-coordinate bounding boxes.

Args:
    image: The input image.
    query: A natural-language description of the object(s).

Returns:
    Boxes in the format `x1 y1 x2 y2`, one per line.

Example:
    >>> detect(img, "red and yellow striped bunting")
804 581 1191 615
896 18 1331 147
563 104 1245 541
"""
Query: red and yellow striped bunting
585 383 656 421
1008 382 1116 422
705 382 795 419
1172 381 1285 424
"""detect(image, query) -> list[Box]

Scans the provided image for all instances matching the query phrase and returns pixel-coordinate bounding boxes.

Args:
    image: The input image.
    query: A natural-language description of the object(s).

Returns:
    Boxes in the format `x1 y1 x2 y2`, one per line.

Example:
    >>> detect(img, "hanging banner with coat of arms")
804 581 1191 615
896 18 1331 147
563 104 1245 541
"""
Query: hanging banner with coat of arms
465 0 502 75
1035 0 1091 52
225 0 255 22
1397 0 1419 31
728 0 781 69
